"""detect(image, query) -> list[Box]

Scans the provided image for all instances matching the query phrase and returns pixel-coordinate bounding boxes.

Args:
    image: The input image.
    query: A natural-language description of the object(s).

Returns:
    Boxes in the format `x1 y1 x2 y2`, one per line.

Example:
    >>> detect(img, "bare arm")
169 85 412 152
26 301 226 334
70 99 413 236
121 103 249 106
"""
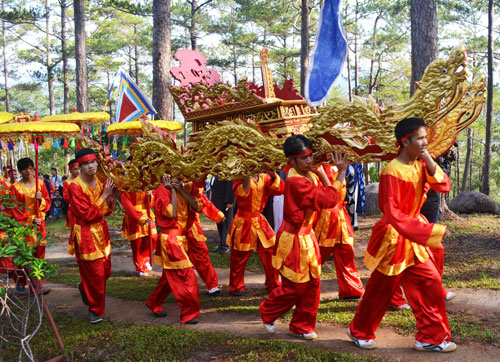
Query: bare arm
172 179 199 211
242 177 252 194
421 150 436 176
162 176 177 217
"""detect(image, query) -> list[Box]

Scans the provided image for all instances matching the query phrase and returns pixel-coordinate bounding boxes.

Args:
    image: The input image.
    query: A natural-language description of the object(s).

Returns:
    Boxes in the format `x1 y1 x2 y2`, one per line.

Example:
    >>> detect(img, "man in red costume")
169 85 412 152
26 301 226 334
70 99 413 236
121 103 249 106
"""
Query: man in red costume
314 164 364 301
260 135 347 340
176 180 222 296
63 159 80 255
146 176 200 324
8 158 51 294
68 148 115 324
121 189 157 276
1 168 17 189
226 170 284 296
348 117 455 352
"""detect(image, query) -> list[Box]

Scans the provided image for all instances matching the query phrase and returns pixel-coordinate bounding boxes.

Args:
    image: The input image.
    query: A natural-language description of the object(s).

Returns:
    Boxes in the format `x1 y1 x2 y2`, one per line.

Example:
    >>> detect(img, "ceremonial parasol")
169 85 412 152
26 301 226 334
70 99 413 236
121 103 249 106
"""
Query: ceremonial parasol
41 111 110 140
106 119 182 266
106 119 182 135
0 121 80 216
41 111 110 125
0 112 13 124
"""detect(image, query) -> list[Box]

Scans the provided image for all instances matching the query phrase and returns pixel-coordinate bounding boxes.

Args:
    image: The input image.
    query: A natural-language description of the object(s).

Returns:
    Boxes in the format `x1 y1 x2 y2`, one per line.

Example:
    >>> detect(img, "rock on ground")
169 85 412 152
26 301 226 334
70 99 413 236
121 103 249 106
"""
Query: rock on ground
449 191 500 215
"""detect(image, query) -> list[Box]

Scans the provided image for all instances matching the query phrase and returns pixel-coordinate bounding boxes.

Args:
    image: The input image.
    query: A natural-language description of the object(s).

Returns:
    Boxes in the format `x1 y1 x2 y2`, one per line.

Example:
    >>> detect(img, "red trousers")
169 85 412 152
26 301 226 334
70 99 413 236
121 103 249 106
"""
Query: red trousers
146 268 200 323
350 258 451 344
229 241 280 293
77 256 111 316
130 236 151 273
260 275 321 334
389 245 447 307
320 244 364 298
389 286 407 307
13 245 46 287
187 236 218 290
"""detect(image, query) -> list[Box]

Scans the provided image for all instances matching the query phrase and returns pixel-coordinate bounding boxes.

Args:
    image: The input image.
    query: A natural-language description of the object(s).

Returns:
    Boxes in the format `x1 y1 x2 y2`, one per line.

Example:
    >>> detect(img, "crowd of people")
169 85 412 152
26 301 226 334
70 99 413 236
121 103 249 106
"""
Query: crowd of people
0 117 457 352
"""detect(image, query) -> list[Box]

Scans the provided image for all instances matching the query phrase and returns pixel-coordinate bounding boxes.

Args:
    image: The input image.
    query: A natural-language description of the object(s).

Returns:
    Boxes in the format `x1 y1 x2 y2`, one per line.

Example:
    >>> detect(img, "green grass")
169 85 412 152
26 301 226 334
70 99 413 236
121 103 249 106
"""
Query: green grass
42 214 500 355
441 216 500 290
2 312 382 362
50 264 266 309
209 248 264 272
45 210 125 233
449 313 500 344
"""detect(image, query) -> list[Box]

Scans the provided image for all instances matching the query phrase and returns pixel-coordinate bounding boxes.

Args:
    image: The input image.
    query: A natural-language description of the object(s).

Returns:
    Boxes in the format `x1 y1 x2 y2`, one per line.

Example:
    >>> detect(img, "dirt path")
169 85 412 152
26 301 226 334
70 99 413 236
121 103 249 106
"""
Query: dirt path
44 221 500 362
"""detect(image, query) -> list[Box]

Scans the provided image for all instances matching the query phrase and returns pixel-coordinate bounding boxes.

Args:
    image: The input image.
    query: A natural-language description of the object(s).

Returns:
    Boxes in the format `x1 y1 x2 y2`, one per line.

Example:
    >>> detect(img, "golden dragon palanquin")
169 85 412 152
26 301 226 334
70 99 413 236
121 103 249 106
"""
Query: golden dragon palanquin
87 45 484 192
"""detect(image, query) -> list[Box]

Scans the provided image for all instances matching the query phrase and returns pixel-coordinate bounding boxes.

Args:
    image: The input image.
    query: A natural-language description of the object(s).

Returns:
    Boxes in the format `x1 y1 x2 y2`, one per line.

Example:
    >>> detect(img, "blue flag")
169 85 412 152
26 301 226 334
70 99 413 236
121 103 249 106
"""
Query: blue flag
305 0 347 106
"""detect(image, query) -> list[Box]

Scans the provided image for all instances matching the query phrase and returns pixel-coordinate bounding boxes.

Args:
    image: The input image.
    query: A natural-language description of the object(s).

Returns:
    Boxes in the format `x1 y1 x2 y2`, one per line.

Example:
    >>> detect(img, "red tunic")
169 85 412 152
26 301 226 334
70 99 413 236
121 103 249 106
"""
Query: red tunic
9 181 51 245
364 159 450 276
227 173 284 251
272 168 341 283
63 177 78 252
120 191 157 241
68 177 113 261
314 165 353 246
153 185 192 270
63 177 77 227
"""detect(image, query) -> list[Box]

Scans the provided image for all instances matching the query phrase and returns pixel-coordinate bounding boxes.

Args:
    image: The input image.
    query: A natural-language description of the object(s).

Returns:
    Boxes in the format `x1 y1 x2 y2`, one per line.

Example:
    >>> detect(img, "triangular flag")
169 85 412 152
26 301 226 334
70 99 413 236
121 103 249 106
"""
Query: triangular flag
63 138 68 149
115 71 156 123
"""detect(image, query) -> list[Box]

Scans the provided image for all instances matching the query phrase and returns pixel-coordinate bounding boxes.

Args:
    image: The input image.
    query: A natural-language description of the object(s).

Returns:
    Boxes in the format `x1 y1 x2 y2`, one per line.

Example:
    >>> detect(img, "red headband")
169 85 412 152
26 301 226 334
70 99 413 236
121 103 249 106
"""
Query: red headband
77 154 96 164
290 149 313 159
395 131 414 147
69 161 79 168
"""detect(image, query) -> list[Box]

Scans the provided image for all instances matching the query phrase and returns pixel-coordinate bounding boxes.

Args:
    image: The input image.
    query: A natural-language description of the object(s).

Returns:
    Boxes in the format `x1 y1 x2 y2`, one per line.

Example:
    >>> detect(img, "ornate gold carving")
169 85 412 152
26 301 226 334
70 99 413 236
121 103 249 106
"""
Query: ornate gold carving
170 78 265 118
87 120 286 192
89 45 482 189
427 75 486 157
306 45 472 163
260 48 276 98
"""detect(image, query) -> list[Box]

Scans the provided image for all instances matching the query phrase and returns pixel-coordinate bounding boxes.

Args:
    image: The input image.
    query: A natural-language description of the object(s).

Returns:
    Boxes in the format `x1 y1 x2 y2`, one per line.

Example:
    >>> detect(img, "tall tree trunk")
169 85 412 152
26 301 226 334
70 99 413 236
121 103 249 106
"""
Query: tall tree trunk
190 0 197 50
134 25 140 87
1 0 10 112
461 128 473 192
61 0 69 113
344 3 352 102
152 0 172 121
368 15 381 95
354 0 359 96
74 0 88 112
455 145 460 195
480 0 493 195
300 0 310 97
232 42 237 85
346 48 352 101
410 0 438 96
46 0 55 115
107 71 113 117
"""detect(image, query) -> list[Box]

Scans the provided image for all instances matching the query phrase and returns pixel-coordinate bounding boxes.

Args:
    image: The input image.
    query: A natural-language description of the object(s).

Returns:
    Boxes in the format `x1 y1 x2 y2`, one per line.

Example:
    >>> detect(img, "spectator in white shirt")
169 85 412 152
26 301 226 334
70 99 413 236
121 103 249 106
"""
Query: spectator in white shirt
50 167 63 191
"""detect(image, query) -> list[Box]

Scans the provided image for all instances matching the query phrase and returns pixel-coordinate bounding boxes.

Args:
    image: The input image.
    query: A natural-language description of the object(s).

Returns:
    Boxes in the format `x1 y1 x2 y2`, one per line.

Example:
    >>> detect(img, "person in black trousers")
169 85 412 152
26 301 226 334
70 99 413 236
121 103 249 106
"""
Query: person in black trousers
209 176 234 253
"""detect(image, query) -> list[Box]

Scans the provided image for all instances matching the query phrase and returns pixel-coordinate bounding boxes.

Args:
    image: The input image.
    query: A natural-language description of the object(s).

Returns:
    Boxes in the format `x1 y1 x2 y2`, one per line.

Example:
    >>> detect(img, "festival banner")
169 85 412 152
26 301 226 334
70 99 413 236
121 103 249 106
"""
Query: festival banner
304 0 347 106
114 71 157 123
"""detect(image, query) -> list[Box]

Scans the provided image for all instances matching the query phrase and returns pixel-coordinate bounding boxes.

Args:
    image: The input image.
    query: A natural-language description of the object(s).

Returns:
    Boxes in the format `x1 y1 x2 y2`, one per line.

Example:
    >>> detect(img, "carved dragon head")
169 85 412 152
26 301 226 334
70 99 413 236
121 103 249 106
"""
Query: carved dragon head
427 75 486 157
